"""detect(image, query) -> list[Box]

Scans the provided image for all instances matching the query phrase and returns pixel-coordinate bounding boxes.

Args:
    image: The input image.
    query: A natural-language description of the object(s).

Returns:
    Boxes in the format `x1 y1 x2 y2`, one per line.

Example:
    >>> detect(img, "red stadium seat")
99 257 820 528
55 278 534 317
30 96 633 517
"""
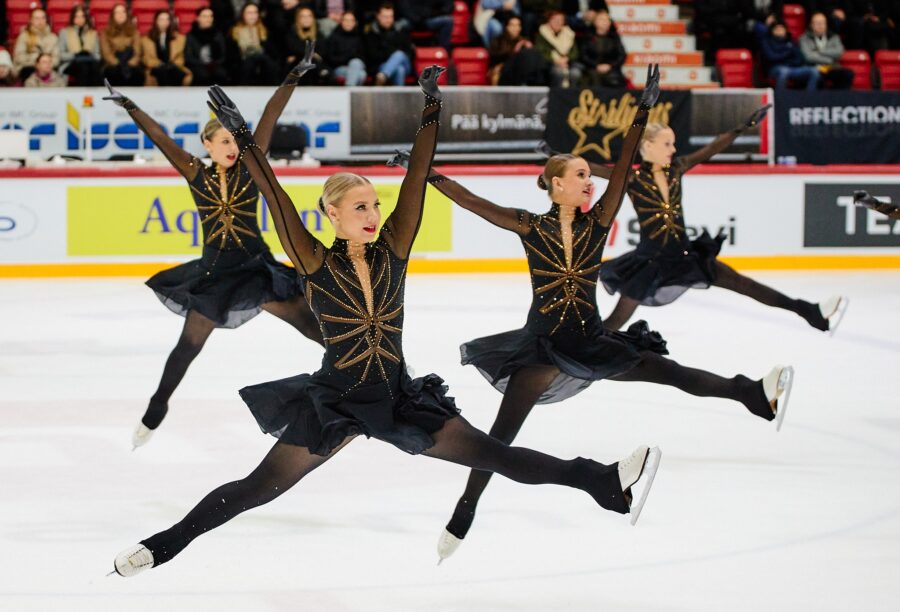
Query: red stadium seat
840 49 872 90
875 50 900 90
7 12 35 38
414 47 449 84
716 48 754 87
452 47 488 85
175 9 202 33
451 0 470 46
782 4 806 41
132 0 171 35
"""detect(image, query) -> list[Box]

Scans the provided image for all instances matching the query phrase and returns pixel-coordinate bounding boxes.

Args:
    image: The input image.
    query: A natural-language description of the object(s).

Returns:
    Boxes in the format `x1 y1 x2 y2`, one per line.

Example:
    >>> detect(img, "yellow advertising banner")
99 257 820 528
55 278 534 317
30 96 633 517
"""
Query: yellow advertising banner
67 182 453 255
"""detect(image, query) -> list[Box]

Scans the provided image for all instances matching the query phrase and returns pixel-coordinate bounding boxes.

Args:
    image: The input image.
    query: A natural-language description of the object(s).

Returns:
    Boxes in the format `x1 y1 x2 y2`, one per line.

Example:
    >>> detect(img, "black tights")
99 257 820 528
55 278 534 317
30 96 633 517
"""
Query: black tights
142 298 324 429
142 416 625 566
446 353 772 540
603 261 826 331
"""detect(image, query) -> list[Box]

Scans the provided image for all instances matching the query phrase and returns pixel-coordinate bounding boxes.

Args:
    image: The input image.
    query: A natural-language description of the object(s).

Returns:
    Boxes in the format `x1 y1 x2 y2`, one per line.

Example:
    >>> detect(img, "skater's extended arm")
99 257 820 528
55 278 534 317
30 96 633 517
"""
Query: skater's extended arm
855 190 900 221
591 65 658 227
536 140 615 181
380 66 444 259
103 79 196 180
253 41 316 154
207 86 325 275
387 151 530 237
677 103 771 173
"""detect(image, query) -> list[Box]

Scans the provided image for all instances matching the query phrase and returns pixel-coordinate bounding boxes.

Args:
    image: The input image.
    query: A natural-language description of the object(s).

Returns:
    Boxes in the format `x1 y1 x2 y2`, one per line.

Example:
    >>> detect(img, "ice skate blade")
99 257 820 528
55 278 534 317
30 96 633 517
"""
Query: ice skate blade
113 544 154 577
629 447 661 526
826 296 848 337
775 366 794 432
436 528 462 565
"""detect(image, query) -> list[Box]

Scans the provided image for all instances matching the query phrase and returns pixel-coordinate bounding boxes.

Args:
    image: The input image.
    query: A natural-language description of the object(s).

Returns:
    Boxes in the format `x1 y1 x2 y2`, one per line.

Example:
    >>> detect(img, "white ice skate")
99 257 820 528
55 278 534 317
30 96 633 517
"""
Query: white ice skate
819 295 848 337
436 529 462 565
132 422 155 450
618 445 662 526
113 544 154 577
763 365 794 432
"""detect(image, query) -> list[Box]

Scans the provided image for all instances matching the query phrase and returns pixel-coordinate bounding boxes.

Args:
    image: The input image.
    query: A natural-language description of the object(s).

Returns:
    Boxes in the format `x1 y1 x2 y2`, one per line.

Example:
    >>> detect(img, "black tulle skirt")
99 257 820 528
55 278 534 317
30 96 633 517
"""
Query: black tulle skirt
146 246 304 329
239 364 460 456
460 320 668 404
600 231 725 306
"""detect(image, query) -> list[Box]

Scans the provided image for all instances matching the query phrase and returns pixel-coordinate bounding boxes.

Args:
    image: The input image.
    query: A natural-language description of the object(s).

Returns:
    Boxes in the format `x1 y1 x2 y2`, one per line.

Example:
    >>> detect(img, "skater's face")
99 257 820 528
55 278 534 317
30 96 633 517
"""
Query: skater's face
325 183 381 243
641 128 676 166
203 128 239 168
552 158 595 208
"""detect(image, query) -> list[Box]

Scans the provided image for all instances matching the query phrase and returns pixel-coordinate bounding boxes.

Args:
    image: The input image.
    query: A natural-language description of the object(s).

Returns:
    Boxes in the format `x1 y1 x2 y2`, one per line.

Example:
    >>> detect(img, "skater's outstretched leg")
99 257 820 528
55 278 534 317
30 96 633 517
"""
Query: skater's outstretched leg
134 311 217 448
603 295 641 331
445 366 557 542
261 295 325 347
712 261 840 332
611 351 780 421
114 436 354 575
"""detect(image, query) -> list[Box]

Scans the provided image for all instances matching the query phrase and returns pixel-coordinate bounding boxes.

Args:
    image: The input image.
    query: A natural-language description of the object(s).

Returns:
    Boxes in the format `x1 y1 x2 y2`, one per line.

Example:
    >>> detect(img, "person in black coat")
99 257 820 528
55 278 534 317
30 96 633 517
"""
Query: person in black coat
185 7 230 85
580 9 626 87
396 0 454 49
363 2 413 85
323 11 368 85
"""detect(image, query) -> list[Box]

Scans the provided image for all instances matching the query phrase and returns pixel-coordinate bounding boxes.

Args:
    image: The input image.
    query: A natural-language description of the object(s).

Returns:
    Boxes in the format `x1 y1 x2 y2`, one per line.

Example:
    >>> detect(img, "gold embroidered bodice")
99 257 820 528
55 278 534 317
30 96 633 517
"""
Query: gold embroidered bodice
629 161 689 253
188 160 266 253
523 203 608 338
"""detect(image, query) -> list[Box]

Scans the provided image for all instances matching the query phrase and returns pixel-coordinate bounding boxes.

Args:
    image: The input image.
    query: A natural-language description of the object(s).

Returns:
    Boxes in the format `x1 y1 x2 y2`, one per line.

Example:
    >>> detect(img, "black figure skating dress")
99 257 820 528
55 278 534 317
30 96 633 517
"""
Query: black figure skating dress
122 89 306 329
458 203 668 404
238 91 460 456
145 160 304 328
599 158 724 306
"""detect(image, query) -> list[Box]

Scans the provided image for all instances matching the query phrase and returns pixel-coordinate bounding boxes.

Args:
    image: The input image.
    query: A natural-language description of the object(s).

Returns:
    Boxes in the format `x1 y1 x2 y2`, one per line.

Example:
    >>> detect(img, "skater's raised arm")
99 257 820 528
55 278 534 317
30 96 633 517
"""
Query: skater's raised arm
253 41 315 154
677 103 771 173
855 190 900 221
591 65 659 227
387 151 531 237
103 80 197 180
536 140 615 181
379 66 444 259
207 86 325 276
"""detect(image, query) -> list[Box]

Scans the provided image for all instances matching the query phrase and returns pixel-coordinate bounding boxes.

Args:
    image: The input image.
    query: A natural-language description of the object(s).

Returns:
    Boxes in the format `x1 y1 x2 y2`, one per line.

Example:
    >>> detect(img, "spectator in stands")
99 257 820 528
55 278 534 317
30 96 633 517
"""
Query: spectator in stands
580 9 626 87
488 14 545 85
0 50 19 87
58 5 102 86
323 11 368 85
800 11 854 88
142 10 192 86
185 7 230 85
756 18 820 89
24 52 66 87
261 0 300 63
313 0 355 39
285 6 325 82
232 2 279 84
397 0 454 50
535 10 581 88
364 2 413 86
101 4 143 86
477 0 520 47
13 8 59 83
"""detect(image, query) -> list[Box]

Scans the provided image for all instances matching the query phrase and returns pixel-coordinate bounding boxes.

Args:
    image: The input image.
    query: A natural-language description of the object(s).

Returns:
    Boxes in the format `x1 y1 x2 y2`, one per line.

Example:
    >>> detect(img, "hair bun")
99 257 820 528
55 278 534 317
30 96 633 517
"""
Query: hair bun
537 175 548 190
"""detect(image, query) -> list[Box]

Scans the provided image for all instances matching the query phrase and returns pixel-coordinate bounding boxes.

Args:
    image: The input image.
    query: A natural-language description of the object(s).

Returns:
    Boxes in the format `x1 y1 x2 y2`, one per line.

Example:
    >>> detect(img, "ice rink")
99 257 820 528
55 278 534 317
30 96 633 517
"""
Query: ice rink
2 270 898 611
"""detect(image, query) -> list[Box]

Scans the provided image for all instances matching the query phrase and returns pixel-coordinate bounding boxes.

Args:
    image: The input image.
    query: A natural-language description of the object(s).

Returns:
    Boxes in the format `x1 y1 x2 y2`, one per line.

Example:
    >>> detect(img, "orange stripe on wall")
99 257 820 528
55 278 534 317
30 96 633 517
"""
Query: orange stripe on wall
2 255 900 278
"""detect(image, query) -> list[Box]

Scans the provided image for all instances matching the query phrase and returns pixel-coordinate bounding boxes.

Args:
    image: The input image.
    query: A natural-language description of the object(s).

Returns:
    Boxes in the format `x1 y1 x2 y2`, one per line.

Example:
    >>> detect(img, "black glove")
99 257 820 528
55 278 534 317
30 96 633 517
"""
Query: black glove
419 65 446 102
741 103 772 131
283 39 316 86
386 149 411 169
638 64 660 111
853 190 881 209
207 85 255 149
535 140 554 159
102 79 136 111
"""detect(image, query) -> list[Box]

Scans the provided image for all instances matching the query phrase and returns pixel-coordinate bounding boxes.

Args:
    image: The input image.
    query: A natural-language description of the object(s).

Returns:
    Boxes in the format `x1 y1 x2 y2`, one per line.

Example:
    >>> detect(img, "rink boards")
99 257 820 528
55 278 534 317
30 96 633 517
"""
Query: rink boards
1 164 899 276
